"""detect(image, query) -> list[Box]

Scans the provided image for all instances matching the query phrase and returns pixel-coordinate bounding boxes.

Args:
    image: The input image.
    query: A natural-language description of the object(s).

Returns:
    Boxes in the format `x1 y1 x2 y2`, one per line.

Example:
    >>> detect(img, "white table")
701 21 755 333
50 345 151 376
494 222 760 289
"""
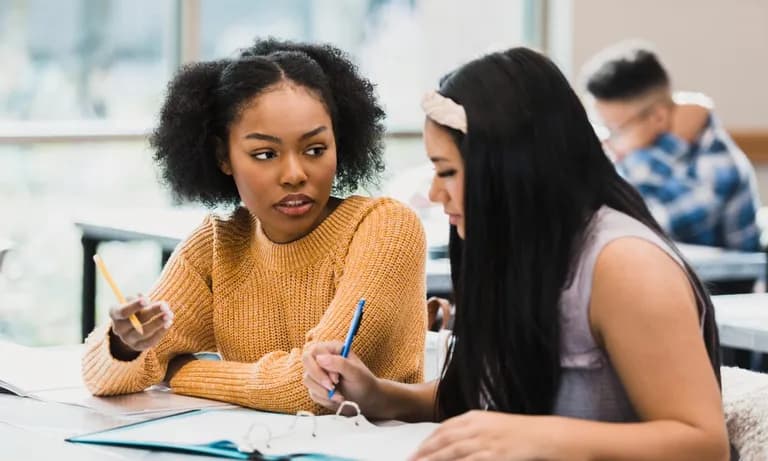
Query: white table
3 293 767 460
714 294 768 354
0 394 218 460
426 244 767 296
678 243 766 282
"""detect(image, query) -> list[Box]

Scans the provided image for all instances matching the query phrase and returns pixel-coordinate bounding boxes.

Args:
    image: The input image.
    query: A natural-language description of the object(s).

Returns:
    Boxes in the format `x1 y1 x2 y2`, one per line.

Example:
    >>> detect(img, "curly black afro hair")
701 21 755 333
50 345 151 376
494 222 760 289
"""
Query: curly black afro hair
150 38 386 207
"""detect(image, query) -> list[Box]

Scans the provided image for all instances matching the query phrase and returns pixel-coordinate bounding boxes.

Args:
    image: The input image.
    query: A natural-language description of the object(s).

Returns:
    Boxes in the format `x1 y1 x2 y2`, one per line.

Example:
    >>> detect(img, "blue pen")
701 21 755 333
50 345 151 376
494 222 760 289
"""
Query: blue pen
328 298 366 398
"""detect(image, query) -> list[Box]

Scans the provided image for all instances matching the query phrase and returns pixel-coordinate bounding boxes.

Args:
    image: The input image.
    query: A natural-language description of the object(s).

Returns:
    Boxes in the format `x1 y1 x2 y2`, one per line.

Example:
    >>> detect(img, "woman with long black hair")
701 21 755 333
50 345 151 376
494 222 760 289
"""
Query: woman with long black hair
303 47 729 460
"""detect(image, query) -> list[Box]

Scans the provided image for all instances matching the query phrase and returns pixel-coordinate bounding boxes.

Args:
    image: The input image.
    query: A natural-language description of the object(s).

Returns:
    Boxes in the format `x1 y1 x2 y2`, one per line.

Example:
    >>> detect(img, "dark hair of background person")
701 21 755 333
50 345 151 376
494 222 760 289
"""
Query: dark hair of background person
584 45 670 101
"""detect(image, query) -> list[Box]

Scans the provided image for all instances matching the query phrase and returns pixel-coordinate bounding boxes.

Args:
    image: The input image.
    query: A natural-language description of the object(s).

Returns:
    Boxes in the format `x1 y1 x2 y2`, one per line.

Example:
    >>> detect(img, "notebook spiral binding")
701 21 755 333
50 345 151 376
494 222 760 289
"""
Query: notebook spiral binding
237 401 363 455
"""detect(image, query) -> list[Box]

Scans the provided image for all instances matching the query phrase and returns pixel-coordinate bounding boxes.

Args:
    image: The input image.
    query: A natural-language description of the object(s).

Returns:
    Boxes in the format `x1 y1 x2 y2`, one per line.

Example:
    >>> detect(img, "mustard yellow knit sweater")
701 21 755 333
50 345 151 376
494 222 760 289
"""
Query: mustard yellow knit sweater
82 196 427 413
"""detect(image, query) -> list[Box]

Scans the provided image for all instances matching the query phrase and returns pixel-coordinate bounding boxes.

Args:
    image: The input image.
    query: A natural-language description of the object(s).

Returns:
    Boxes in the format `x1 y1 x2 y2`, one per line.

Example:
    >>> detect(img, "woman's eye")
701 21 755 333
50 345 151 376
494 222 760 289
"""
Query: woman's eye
436 169 456 178
252 151 277 160
305 146 327 156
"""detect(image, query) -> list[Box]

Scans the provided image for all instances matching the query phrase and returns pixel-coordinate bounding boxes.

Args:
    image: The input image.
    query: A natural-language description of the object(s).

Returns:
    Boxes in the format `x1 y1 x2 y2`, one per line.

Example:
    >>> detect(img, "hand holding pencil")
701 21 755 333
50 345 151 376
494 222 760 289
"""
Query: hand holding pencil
94 254 174 353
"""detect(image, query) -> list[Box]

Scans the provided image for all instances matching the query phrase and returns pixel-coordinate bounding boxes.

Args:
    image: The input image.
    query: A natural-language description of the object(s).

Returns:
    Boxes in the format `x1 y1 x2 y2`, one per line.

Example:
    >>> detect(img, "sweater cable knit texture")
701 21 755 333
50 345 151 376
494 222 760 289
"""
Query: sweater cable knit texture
82 196 427 414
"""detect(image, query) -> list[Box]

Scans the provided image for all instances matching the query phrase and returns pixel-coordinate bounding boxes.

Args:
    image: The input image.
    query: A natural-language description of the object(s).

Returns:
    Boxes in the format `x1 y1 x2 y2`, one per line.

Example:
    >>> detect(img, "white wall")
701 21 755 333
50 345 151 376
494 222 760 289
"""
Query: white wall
553 0 768 128
550 0 768 202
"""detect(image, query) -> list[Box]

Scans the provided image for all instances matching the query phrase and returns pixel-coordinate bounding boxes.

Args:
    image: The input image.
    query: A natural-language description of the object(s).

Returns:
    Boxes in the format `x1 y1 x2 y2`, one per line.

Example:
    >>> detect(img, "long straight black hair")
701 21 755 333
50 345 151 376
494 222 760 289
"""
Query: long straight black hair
435 48 721 419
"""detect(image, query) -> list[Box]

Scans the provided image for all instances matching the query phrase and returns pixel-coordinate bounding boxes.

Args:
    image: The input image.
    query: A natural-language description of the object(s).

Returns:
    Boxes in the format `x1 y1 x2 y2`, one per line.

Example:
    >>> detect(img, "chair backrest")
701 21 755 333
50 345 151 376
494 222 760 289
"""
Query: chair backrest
0 240 12 274
427 297 452 331
424 329 453 382
722 366 768 459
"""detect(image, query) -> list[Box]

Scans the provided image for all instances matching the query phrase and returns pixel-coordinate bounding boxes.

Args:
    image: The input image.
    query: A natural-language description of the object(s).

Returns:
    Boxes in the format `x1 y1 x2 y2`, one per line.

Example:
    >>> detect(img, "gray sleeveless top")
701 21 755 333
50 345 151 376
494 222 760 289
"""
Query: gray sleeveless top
553 206 699 421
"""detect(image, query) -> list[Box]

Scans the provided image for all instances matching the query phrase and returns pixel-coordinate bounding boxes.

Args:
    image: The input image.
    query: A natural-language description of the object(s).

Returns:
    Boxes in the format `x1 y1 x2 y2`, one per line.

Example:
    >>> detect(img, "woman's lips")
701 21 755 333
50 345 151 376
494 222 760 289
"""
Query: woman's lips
275 196 314 217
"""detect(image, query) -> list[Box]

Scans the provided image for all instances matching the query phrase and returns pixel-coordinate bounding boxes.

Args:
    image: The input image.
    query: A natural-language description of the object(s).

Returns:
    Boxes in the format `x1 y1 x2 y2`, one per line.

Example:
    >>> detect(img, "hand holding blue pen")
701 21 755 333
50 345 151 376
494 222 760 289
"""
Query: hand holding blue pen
328 298 366 398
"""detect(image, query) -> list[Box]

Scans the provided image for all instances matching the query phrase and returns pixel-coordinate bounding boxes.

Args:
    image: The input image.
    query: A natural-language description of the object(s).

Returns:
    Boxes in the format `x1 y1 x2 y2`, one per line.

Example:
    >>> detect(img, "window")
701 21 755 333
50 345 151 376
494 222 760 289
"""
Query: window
0 0 175 122
1 0 543 345
200 0 542 131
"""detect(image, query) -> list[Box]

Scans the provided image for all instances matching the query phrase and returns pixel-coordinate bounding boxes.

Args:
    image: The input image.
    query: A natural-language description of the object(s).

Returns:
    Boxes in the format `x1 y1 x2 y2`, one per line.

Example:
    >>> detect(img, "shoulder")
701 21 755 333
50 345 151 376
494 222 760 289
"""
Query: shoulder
363 196 422 222
176 214 214 261
353 196 425 236
590 237 697 342
595 236 683 281
339 196 426 257
176 207 253 272
335 195 423 231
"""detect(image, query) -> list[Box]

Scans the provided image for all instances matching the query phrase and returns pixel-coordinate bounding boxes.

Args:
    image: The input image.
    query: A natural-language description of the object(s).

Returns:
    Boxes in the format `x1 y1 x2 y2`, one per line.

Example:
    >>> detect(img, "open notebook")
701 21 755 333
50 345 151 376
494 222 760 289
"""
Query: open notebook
0 340 84 397
67 402 439 460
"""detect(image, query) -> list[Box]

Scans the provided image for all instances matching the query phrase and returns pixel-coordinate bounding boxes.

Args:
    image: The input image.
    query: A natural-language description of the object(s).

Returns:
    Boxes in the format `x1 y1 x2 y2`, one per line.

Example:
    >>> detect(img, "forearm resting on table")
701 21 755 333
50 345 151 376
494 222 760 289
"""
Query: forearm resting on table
543 416 728 461
374 379 437 422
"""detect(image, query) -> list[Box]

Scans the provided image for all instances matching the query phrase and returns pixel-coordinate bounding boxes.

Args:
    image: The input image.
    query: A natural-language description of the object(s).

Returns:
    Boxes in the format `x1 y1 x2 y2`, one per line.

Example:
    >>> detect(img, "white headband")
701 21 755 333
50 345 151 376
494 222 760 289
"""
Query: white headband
420 91 467 134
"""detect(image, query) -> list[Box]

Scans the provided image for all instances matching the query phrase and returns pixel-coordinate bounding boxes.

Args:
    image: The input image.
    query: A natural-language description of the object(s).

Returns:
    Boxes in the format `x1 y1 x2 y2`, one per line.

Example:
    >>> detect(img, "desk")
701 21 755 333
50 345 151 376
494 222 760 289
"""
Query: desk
676 243 767 282
713 294 768 354
75 210 767 340
4 299 767 460
426 242 767 294
0 394 234 460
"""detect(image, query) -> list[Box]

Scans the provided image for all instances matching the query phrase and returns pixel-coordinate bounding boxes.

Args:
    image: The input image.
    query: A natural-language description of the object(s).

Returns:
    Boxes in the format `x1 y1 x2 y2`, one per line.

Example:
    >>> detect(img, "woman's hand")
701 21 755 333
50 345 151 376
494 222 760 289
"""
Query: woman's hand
108 295 174 359
302 341 384 416
409 411 551 461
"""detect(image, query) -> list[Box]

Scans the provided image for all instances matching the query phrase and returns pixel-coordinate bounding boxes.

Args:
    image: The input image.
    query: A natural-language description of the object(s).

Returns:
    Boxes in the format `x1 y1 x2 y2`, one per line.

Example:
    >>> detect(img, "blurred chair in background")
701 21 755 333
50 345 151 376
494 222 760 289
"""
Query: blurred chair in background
0 240 12 275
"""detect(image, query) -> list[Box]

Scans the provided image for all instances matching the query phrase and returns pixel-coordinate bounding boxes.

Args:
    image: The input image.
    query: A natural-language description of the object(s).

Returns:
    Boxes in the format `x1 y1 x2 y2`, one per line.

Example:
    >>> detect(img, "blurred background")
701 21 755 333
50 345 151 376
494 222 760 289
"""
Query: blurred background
1 0 766 346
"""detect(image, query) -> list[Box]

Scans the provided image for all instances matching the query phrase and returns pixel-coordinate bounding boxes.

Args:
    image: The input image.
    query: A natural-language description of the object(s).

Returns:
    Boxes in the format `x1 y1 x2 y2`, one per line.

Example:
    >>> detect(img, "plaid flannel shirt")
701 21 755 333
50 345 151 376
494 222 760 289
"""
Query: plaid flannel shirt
617 114 761 251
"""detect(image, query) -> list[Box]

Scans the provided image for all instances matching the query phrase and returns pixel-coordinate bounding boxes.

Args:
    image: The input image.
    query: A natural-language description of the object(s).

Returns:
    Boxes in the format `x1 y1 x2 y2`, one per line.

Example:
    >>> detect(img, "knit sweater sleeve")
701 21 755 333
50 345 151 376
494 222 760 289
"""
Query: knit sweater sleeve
168 199 428 413
81 218 216 396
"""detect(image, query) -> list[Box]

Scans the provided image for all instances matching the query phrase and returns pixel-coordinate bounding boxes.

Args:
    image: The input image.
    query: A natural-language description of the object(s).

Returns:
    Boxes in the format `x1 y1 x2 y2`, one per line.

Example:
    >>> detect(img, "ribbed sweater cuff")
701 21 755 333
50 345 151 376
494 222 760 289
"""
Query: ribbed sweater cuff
169 359 254 405
81 323 156 395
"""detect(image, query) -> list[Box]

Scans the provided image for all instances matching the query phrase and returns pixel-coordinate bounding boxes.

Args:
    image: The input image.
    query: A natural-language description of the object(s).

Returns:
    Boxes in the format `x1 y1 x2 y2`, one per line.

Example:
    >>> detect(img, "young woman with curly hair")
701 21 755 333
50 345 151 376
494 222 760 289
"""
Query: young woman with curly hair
81 38 427 414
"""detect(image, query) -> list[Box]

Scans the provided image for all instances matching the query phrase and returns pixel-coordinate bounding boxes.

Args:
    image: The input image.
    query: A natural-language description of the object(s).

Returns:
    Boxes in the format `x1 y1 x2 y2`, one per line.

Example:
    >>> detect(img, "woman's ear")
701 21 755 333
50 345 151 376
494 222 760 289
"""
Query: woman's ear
215 137 232 175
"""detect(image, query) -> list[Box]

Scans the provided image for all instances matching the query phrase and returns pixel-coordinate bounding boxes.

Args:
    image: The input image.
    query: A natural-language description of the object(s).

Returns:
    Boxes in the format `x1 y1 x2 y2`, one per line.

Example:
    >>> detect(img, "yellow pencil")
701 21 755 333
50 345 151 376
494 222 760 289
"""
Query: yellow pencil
93 254 144 335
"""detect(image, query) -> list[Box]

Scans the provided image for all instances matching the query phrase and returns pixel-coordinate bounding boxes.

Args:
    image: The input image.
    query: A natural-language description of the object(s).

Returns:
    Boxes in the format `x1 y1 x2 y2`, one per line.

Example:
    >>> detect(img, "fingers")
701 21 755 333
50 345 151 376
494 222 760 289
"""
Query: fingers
316 353 368 397
131 330 166 351
303 356 345 407
410 432 479 461
112 301 168 336
316 353 358 376
109 296 147 321
138 306 173 338
137 302 174 330
303 341 344 386
311 341 345 356
303 371 344 408
328 370 340 387
302 349 335 391
110 297 173 351
302 341 352 407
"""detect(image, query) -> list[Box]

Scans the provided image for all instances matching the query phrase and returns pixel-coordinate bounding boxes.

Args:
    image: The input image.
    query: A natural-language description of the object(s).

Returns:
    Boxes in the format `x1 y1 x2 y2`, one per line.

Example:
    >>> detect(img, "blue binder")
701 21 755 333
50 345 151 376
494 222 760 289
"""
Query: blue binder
66 403 438 460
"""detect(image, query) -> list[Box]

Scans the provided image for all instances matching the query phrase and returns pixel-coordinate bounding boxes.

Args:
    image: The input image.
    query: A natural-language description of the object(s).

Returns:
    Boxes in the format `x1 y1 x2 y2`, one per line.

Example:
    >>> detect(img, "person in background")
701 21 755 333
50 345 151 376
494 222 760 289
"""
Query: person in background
583 41 761 252
303 47 731 460
81 38 427 414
